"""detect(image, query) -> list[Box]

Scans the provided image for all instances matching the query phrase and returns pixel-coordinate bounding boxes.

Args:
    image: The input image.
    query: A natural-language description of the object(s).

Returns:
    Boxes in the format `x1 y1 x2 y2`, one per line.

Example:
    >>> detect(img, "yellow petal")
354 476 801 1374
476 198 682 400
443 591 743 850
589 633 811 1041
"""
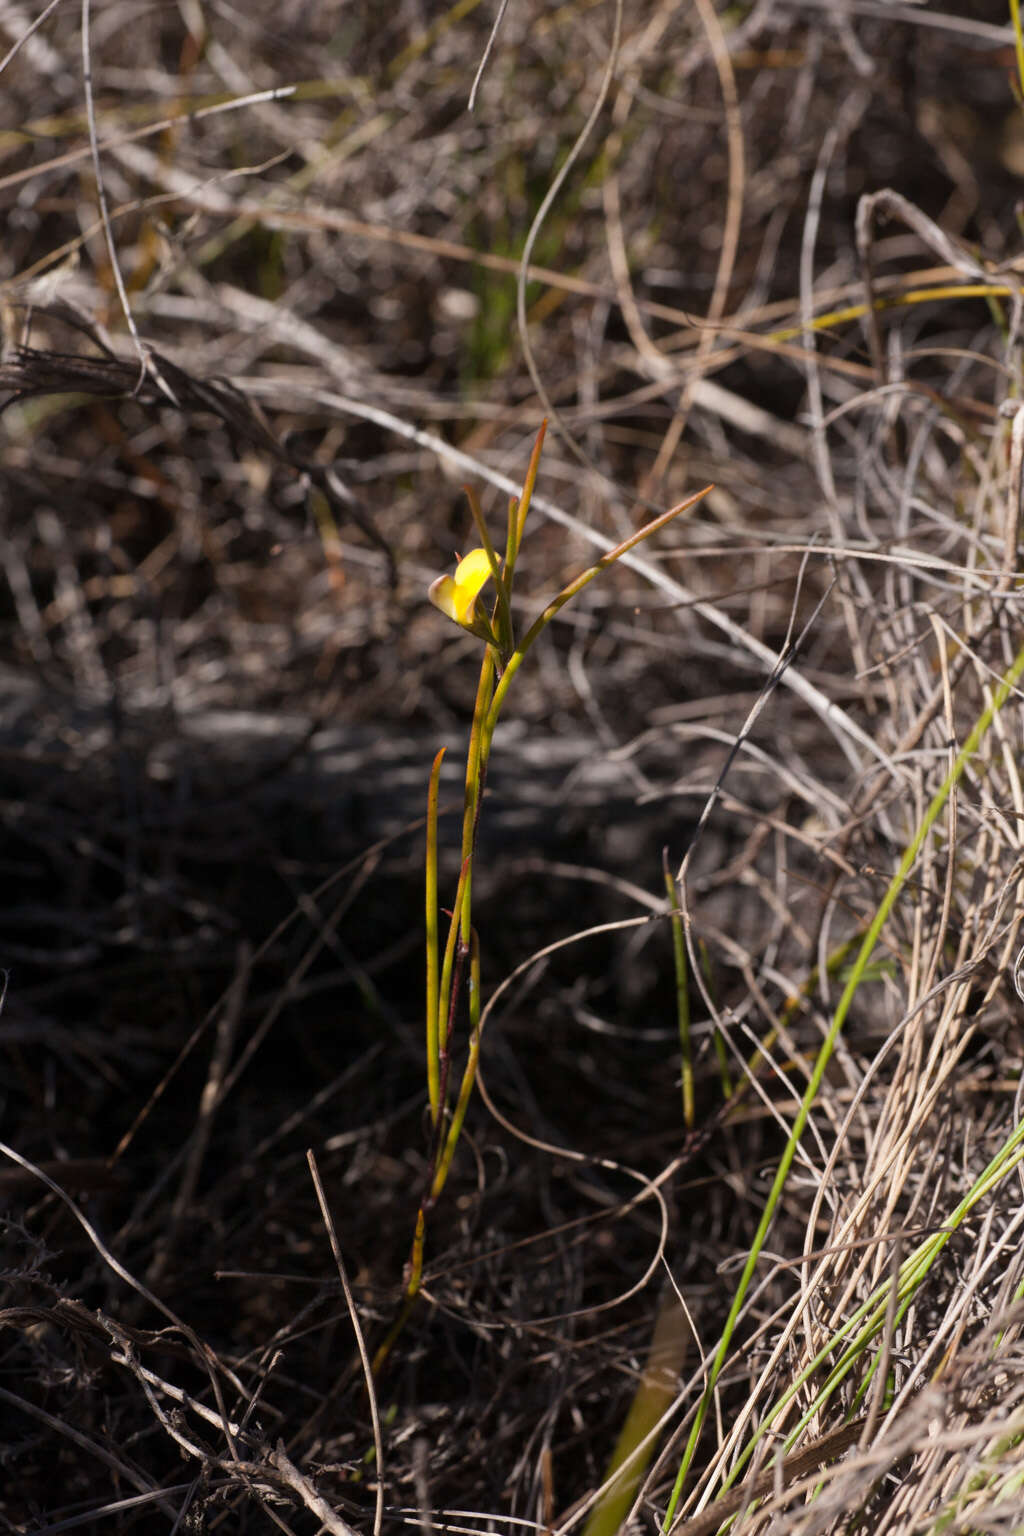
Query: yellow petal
428 573 459 621
451 549 494 622
452 547 493 586
428 548 497 629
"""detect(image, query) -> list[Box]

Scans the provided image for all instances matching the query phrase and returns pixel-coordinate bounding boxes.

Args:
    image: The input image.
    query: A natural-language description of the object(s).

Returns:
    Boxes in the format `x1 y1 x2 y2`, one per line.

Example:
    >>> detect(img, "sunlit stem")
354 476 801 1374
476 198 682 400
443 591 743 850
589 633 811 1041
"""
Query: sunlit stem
459 648 496 934
506 418 547 576
371 1289 416 1378
406 1205 426 1299
425 747 446 1124
435 651 495 1078
581 1292 690 1536
432 926 481 1201
506 495 519 582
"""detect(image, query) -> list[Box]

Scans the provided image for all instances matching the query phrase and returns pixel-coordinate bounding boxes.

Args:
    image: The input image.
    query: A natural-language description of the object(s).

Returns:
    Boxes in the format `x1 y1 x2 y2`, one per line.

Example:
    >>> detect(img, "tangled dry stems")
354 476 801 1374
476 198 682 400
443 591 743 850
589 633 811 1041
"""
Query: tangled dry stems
3 2 1024 1533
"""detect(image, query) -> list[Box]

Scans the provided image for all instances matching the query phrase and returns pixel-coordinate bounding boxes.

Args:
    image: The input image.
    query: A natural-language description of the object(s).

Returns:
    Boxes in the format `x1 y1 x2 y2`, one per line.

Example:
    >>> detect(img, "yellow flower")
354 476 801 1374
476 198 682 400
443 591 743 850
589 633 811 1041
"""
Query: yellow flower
428 548 498 638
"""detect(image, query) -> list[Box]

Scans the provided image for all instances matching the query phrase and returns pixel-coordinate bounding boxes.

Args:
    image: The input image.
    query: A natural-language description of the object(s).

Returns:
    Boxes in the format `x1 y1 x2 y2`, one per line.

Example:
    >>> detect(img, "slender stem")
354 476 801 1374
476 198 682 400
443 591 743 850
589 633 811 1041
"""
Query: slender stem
434 907 468 1164
425 747 446 1123
582 1292 691 1536
505 495 519 578
507 418 547 574
407 649 496 1324
436 652 495 1063
664 857 693 1131
433 927 482 1199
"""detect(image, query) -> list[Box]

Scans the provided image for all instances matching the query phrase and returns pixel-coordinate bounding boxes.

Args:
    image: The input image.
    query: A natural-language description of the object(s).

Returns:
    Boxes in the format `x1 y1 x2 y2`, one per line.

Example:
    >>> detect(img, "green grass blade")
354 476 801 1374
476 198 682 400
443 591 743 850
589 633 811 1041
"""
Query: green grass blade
662 641 1024 1529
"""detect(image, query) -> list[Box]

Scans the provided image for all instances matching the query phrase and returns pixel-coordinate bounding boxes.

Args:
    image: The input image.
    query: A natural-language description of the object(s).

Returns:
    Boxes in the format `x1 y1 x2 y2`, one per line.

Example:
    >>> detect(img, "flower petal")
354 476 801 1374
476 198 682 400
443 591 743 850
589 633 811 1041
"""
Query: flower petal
451 549 494 623
428 573 459 620
428 548 499 632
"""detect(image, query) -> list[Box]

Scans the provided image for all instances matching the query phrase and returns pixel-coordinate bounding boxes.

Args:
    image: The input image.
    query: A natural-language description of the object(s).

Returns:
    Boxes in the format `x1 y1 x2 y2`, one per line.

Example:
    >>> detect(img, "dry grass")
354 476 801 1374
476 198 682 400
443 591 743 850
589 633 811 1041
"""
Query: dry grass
3 2 1024 1533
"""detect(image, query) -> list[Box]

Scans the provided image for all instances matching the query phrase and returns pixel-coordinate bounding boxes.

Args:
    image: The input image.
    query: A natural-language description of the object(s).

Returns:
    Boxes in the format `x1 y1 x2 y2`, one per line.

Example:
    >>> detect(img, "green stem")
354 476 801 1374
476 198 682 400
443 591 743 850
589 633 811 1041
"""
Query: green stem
433 927 482 1199
507 419 547 575
436 652 495 1063
425 747 446 1123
